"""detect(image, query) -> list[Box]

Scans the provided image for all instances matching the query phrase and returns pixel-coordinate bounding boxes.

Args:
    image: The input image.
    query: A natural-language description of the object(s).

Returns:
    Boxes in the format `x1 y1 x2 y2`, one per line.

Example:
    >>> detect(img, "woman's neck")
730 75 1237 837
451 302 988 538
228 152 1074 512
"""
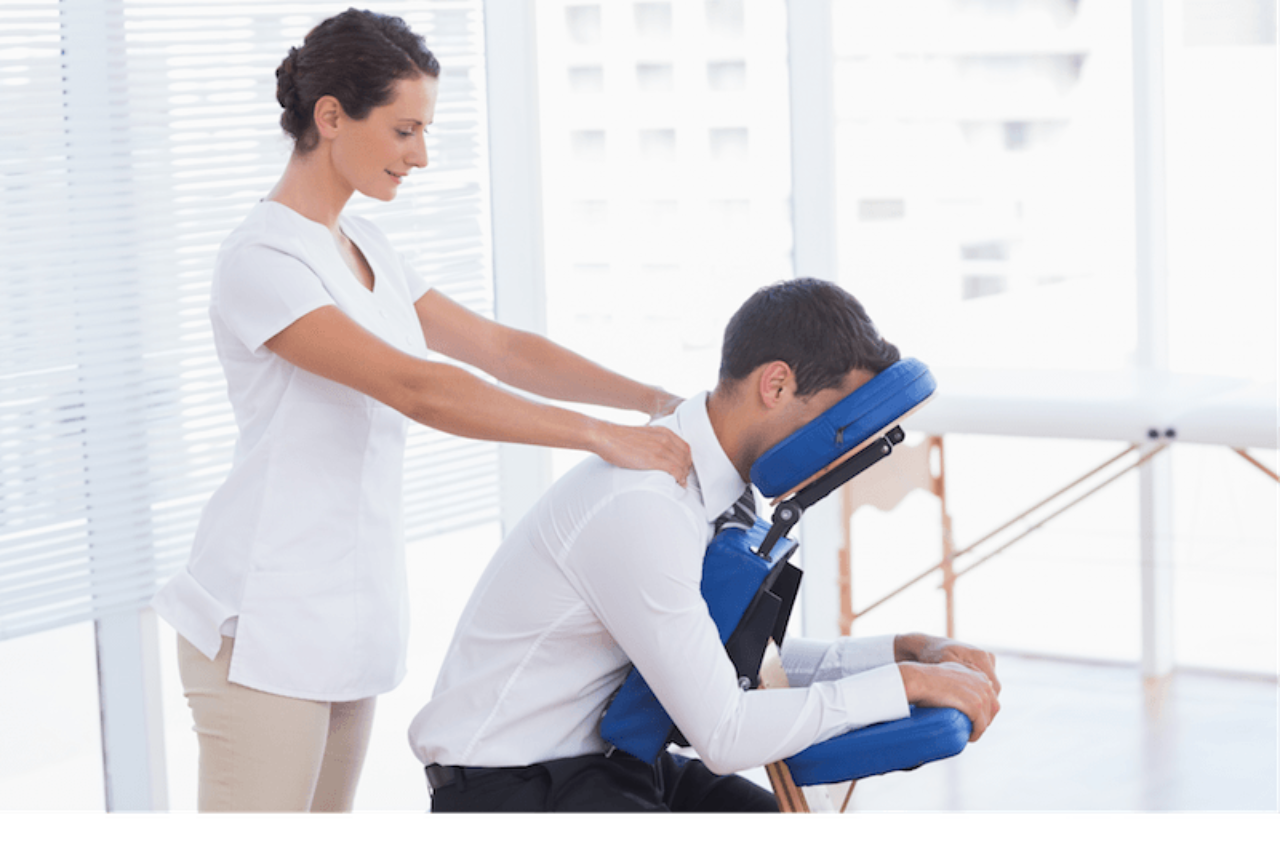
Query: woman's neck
265 150 353 234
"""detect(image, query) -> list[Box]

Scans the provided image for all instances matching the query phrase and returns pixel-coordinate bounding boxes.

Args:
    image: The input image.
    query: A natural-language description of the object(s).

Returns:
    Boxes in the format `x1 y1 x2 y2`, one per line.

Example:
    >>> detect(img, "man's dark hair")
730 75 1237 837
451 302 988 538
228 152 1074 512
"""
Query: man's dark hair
718 278 900 396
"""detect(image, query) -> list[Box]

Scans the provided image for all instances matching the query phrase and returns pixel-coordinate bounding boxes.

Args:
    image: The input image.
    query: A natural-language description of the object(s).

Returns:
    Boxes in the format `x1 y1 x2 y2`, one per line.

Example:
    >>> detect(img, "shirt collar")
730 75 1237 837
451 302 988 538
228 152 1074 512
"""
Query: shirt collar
669 391 750 526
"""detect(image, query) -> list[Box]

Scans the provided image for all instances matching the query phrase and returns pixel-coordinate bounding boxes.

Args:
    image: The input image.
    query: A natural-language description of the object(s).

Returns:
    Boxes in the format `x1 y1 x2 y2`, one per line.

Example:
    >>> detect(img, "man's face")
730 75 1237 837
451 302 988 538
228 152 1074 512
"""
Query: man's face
764 368 876 454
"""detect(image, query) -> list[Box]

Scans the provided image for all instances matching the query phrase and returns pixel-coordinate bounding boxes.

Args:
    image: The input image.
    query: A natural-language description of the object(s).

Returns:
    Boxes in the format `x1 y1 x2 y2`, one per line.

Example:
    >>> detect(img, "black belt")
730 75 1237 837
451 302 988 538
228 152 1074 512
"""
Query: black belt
424 764 459 791
425 754 633 793
425 763 510 792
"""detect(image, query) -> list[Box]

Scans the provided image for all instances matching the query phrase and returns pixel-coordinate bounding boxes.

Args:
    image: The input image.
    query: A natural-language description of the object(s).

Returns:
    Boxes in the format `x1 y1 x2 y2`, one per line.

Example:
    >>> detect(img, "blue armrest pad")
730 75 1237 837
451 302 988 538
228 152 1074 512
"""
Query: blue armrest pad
751 357 936 499
784 706 971 786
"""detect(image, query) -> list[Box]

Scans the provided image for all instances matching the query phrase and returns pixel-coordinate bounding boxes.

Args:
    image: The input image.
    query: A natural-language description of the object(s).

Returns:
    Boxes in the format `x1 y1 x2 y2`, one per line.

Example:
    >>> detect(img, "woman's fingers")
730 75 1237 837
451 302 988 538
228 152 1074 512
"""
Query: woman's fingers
597 424 693 486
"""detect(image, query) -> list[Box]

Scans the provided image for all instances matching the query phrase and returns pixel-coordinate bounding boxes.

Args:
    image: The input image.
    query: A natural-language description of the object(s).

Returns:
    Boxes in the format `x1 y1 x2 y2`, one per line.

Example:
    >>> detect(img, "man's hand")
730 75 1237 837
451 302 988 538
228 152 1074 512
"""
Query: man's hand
894 633 1001 695
894 633 1001 741
897 661 1000 742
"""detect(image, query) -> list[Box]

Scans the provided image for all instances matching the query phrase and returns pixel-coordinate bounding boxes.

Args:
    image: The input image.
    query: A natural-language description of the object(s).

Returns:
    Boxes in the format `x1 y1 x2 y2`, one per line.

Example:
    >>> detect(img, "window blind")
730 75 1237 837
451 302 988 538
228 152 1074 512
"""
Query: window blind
0 0 497 642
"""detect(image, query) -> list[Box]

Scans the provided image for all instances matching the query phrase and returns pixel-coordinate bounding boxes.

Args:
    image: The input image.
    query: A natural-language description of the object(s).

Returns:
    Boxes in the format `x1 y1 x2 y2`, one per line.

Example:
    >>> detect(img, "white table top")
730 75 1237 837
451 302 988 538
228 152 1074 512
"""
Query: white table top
904 367 1278 450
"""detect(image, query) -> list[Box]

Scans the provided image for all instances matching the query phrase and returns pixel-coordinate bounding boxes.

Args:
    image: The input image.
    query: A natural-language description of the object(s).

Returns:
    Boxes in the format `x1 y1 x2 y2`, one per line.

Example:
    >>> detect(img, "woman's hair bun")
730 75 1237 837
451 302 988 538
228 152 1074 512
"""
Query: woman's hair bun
276 46 300 108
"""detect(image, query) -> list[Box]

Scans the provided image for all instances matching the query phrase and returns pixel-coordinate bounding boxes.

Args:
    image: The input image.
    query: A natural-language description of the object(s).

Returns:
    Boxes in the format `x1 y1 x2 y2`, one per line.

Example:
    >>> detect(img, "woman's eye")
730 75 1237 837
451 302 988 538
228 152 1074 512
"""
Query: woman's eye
397 130 413 138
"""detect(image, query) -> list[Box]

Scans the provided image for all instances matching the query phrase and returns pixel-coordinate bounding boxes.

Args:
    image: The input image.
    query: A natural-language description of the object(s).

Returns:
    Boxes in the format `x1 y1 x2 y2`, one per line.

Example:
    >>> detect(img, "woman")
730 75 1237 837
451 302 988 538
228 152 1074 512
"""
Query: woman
150 9 689 813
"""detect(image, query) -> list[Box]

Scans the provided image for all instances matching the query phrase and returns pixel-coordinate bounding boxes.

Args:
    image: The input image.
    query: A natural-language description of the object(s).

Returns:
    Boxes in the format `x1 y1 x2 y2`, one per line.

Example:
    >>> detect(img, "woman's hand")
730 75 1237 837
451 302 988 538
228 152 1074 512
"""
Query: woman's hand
591 421 692 487
646 389 683 422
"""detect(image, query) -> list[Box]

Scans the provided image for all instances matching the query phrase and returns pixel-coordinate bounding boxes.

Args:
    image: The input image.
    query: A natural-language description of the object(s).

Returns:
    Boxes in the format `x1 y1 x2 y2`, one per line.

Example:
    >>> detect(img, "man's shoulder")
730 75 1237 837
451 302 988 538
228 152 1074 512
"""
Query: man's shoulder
541 457 702 535
558 455 691 501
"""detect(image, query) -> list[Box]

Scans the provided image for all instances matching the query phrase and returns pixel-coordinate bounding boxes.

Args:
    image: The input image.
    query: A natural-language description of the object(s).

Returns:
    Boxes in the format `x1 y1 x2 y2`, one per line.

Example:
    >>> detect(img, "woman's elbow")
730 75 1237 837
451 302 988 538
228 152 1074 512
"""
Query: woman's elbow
391 362 496 433
383 366 444 425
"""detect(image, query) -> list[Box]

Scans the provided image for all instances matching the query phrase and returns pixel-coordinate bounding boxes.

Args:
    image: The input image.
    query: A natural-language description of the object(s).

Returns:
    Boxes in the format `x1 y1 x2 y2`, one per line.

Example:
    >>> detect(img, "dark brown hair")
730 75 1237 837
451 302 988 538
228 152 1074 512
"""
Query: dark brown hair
719 278 900 396
275 8 440 153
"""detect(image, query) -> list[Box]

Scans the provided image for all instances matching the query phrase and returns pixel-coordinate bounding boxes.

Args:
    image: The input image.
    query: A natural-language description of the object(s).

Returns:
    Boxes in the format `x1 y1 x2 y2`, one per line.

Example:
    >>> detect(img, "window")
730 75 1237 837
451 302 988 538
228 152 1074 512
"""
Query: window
535 0 792 484
0 1 495 644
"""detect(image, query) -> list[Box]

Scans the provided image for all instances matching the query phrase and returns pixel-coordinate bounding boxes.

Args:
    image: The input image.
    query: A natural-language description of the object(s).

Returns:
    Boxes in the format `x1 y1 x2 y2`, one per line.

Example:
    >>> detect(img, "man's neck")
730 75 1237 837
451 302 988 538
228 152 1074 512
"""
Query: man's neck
705 387 755 481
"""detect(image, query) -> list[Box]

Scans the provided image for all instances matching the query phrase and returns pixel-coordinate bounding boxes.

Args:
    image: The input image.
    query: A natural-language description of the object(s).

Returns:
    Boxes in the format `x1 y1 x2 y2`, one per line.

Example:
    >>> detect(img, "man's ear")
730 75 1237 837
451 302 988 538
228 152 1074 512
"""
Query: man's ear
313 95 343 141
756 361 794 410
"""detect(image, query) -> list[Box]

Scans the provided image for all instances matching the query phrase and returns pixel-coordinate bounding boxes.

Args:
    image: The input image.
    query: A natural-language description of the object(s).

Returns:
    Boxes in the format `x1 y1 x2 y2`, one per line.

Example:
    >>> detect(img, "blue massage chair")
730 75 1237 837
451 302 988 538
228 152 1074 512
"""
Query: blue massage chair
599 358 972 812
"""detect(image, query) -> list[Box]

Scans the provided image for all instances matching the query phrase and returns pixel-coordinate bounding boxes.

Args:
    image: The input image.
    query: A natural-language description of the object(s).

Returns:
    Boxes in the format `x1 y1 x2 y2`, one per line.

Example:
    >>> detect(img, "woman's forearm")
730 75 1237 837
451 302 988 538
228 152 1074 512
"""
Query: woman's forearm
402 360 689 482
415 289 681 420
403 358 605 449
491 327 680 419
266 303 691 482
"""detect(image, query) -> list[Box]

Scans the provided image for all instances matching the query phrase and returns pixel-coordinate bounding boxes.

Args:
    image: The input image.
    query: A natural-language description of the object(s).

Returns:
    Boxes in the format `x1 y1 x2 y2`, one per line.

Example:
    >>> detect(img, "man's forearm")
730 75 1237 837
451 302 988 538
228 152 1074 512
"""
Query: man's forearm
783 635 899 685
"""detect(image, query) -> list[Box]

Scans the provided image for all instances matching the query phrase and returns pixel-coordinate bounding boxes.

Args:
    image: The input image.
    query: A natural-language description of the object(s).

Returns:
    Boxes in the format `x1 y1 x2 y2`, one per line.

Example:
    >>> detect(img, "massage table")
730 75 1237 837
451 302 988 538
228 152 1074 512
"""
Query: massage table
833 365 1277 659
600 357 973 812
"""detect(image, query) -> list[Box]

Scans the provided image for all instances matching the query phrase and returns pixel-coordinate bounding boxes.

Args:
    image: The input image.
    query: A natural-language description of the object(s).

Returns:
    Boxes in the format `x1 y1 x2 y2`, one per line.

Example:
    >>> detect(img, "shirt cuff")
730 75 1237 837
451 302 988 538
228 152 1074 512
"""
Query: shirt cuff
782 634 898 685
829 663 911 732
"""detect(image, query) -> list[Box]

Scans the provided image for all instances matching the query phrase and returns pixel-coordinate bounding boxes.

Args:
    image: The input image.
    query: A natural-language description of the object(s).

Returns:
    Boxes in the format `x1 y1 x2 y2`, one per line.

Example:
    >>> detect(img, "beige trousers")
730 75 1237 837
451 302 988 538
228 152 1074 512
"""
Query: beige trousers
177 635 376 812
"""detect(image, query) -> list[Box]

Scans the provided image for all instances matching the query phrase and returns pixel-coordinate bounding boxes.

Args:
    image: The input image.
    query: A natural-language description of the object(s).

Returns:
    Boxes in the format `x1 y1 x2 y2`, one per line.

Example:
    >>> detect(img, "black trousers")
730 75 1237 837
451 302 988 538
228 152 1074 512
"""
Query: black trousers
429 750 779 813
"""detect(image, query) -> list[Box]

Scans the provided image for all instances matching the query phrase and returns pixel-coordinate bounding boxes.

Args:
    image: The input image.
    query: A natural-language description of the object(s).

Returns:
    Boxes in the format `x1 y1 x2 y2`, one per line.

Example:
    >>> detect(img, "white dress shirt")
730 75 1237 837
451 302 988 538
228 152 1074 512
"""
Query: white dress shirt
150 200 431 701
409 393 909 776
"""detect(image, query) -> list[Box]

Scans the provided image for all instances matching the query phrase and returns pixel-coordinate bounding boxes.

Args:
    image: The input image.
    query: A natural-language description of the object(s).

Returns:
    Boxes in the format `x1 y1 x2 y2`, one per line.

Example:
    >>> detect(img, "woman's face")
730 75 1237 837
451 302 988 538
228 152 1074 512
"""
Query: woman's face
330 73 438 202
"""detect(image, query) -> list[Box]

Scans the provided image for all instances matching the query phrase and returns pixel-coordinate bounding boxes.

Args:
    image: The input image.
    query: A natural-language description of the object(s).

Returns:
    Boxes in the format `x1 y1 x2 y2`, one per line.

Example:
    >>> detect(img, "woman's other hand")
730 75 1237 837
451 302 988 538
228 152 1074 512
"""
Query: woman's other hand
646 390 683 423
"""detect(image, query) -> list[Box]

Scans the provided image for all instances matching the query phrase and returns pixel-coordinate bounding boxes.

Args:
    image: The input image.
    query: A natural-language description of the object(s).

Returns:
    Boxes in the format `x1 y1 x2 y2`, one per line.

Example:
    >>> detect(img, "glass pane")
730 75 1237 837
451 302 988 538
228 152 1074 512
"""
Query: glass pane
1166 0 1277 382
536 0 793 479
1163 2 1277 676
831 0 1137 371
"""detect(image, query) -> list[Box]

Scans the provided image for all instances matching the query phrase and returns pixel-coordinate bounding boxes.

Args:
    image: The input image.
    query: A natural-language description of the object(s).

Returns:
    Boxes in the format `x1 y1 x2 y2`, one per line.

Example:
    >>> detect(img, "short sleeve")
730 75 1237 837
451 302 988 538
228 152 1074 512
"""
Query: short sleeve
212 243 336 354
401 253 433 303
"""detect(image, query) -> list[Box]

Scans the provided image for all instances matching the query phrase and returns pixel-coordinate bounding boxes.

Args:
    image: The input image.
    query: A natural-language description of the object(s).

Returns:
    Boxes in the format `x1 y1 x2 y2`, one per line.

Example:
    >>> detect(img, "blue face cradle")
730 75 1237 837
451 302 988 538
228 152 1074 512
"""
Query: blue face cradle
750 357 937 500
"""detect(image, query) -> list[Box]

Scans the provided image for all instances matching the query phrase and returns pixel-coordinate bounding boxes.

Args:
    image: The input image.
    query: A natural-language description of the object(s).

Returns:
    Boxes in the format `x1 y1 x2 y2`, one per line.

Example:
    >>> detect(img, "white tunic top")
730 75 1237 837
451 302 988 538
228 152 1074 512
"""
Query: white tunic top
151 200 431 701
409 393 909 776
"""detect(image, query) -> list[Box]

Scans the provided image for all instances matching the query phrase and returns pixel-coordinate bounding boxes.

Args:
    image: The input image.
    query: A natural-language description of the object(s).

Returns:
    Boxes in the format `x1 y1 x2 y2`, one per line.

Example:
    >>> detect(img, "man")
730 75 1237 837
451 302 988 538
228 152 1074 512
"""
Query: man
409 278 1001 812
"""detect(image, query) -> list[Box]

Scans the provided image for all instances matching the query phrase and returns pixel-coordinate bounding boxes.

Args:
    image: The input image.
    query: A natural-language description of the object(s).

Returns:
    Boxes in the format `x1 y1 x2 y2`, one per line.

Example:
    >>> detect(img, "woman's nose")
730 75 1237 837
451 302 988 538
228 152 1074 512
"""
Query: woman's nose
409 133 428 169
